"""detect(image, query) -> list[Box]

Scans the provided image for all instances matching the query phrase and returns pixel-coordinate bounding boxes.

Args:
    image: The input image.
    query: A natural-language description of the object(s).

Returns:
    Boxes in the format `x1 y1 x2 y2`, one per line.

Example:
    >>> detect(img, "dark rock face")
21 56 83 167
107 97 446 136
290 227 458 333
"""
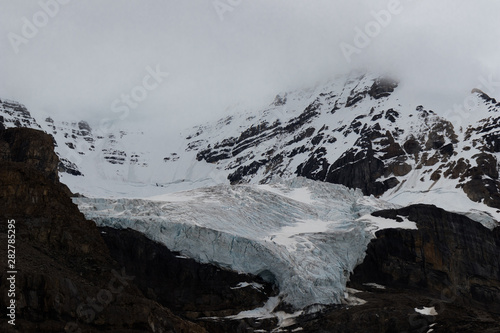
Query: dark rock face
0 128 60 182
295 285 500 333
58 157 83 176
0 128 206 332
351 204 500 313
77 120 92 133
196 119 282 165
288 204 500 333
324 150 392 196
344 77 398 107
272 93 287 106
283 118 412 197
321 131 402 196
369 78 399 99
461 116 500 208
472 88 499 105
297 114 456 196
100 227 277 319
228 159 268 184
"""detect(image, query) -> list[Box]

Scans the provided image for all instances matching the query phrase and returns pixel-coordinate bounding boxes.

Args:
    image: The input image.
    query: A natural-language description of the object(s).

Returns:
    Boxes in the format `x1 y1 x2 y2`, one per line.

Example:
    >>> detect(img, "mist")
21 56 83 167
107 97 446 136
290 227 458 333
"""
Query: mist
1 0 500 133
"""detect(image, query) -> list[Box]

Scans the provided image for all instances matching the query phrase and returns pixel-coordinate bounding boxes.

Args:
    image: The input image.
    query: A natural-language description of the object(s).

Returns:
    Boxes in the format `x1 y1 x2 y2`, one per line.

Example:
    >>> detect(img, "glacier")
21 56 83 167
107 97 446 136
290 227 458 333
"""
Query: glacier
75 177 402 309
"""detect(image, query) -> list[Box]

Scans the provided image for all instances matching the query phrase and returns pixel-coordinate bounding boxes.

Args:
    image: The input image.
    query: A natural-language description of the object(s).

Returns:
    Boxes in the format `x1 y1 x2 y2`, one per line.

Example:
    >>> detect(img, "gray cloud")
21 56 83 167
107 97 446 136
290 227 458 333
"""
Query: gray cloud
1 0 500 132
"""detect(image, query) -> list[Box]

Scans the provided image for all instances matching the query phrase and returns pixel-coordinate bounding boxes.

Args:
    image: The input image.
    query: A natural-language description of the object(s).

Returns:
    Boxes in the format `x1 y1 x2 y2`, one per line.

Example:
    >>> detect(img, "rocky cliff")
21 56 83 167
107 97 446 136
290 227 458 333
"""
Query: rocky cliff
100 227 277 332
283 204 500 333
352 204 500 312
0 127 289 332
0 128 206 332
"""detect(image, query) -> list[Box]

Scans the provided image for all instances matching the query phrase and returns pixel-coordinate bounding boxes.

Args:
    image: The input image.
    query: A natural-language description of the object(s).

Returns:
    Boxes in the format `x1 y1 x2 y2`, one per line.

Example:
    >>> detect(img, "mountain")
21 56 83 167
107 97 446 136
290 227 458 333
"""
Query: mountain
173 74 500 212
1 72 500 331
0 98 153 194
3 73 498 213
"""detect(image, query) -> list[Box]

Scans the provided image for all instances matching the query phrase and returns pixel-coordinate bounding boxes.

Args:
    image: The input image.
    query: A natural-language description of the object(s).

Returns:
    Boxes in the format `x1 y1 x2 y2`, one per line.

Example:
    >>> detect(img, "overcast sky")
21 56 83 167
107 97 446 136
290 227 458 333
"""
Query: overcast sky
1 0 500 132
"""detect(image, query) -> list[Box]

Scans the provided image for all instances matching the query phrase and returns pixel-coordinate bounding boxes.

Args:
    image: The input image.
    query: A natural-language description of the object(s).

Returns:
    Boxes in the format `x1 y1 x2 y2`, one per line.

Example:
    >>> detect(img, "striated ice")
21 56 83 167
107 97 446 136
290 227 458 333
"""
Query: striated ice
75 177 401 309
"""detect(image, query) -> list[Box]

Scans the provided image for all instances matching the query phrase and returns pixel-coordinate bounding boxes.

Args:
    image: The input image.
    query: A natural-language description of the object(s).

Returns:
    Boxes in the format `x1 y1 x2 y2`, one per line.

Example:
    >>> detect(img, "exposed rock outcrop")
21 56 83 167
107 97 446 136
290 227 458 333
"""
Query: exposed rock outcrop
0 128 60 182
294 285 500 333
100 226 277 320
351 204 500 312
288 204 500 333
0 128 206 332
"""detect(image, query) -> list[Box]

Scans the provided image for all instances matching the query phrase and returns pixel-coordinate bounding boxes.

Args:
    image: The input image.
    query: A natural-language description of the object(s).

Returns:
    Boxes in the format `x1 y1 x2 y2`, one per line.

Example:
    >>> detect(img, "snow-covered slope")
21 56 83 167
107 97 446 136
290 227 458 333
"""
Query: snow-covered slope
163 73 500 212
2 73 499 213
0 97 163 196
76 178 404 309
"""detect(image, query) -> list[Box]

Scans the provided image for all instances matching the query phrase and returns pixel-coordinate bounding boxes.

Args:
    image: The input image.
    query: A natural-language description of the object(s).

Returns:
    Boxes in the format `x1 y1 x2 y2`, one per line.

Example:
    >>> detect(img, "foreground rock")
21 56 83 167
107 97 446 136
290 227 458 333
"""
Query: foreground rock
352 204 500 313
295 284 500 333
0 128 206 332
268 205 500 333
99 227 277 320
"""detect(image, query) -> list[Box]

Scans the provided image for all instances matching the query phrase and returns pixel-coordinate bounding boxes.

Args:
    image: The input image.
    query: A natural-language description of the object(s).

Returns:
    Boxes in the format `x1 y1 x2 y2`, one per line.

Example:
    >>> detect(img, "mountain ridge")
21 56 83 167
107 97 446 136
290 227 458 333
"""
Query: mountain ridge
1 73 499 214
2 73 500 331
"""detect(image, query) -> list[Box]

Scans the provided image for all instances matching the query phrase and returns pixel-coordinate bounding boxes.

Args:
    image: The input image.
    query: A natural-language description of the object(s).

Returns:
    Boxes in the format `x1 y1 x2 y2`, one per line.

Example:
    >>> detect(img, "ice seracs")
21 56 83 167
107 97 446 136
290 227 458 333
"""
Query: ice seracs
75 177 402 309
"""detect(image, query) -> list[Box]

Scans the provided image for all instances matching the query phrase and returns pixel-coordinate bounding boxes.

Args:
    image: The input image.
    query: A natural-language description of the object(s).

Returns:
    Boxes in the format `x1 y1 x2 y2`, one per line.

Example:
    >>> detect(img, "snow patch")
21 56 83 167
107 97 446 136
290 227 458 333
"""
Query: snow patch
363 283 386 290
231 282 264 290
415 306 438 316
358 214 418 235
342 289 367 306
226 296 280 320
258 184 316 205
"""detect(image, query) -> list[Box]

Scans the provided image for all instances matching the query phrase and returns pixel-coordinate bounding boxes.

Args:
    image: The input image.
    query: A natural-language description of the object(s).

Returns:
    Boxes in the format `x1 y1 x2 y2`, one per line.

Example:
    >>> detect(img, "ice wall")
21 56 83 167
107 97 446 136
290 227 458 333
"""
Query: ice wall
75 178 398 309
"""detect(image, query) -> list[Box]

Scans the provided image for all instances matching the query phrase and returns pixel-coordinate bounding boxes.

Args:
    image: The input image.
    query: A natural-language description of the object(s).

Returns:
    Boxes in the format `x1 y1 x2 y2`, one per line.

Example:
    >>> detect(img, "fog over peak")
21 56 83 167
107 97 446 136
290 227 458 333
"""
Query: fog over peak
1 0 499 132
